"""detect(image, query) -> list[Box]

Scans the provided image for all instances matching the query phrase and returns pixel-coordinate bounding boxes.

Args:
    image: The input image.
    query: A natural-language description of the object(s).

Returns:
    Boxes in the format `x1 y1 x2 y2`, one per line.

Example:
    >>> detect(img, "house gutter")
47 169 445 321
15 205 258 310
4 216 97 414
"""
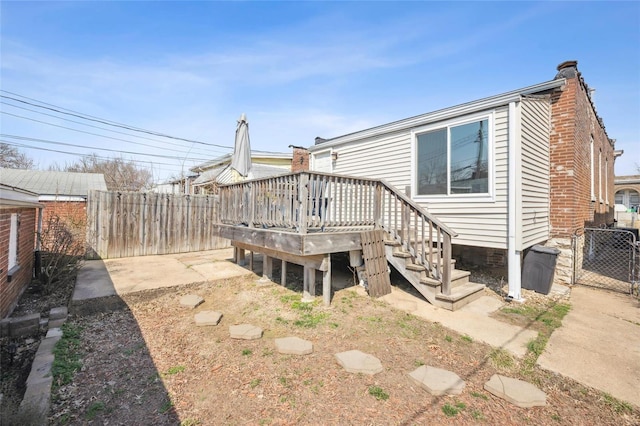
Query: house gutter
309 79 565 151
507 101 523 301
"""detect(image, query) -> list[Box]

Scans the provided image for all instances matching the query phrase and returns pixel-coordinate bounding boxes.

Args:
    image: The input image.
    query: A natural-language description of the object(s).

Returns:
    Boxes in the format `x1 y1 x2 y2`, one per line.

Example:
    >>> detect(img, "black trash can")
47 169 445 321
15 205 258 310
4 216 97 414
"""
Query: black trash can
521 245 561 295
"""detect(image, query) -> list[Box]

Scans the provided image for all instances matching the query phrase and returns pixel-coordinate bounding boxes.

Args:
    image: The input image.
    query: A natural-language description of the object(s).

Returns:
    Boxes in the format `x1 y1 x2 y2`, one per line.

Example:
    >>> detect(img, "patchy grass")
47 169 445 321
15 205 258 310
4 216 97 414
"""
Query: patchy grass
368 386 389 401
603 393 634 414
52 323 83 389
488 348 515 371
497 301 571 374
164 365 186 376
442 401 466 417
86 401 106 420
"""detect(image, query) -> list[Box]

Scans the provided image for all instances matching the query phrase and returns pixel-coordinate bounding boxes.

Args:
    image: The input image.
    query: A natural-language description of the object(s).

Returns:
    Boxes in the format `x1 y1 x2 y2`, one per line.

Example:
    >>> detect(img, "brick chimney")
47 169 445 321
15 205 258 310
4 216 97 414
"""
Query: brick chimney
555 60 578 79
289 145 310 172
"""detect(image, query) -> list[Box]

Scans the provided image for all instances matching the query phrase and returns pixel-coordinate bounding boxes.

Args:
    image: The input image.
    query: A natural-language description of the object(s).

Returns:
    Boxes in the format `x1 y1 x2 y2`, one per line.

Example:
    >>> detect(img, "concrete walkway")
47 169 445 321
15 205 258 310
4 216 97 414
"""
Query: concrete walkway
538 286 640 408
378 288 538 357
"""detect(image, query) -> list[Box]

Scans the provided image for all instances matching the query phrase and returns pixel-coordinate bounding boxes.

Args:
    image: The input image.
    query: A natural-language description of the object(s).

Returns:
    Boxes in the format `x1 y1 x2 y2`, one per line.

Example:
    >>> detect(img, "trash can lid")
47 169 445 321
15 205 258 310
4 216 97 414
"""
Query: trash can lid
530 245 560 255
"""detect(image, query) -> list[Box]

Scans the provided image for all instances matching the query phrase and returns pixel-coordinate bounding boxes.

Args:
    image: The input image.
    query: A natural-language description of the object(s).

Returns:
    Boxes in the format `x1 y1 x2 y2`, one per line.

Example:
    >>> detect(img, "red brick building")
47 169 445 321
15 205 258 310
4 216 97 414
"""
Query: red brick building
0 184 41 318
0 169 107 252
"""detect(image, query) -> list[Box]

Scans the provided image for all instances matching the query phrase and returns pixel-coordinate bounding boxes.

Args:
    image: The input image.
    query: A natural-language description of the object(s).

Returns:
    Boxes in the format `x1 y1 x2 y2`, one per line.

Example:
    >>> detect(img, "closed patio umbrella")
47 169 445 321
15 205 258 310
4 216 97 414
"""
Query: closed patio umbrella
230 113 252 178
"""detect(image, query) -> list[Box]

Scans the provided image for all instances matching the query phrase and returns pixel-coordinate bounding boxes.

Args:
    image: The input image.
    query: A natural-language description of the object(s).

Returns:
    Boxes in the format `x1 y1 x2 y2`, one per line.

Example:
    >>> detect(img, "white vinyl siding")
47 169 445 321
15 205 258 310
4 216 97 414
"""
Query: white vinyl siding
519 96 551 249
312 107 511 249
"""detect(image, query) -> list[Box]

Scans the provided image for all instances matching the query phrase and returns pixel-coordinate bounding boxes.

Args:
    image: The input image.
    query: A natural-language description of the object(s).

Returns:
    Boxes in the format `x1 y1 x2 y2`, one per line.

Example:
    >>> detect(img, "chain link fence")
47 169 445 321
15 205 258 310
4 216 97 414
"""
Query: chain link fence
573 228 639 294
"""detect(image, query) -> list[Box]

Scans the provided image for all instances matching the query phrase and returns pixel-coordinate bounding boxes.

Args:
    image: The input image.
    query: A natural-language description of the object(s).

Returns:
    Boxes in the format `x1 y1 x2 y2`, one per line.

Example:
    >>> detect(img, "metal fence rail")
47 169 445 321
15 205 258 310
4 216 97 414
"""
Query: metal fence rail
573 228 639 294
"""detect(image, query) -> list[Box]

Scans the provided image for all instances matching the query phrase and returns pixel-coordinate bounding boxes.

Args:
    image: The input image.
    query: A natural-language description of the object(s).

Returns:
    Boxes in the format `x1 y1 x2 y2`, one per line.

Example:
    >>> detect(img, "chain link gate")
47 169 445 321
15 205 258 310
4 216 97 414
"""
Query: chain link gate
573 228 639 294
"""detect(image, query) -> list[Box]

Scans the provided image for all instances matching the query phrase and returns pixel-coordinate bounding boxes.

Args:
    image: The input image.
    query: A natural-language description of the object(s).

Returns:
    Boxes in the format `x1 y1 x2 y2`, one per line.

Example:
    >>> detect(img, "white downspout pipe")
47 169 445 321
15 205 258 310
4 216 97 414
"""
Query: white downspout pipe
507 101 523 301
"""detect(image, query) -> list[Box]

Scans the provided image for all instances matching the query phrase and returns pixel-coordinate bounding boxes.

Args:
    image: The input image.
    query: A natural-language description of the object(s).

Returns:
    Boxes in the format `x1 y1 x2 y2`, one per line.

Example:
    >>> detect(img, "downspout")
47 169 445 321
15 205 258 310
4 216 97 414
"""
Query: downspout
507 101 523 301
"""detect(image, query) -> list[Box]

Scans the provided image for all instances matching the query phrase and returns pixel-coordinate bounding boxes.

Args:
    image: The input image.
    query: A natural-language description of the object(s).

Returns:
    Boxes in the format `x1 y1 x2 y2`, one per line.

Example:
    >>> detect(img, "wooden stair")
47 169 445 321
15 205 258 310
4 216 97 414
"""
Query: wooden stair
383 238 484 311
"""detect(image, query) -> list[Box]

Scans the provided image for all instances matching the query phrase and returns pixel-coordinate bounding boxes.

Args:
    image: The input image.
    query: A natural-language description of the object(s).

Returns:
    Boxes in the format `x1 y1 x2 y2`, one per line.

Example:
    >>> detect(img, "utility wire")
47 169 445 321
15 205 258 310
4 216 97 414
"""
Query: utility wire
0 91 233 149
1 111 226 159
1 134 213 162
0 101 228 157
0 140 187 171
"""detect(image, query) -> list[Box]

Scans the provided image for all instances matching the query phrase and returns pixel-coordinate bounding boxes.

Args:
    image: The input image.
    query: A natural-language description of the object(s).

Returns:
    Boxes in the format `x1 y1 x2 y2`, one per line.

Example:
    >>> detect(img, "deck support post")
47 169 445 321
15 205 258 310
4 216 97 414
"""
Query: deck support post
264 255 273 280
302 265 315 301
280 260 287 286
235 247 246 266
249 251 254 272
322 254 331 306
349 250 363 267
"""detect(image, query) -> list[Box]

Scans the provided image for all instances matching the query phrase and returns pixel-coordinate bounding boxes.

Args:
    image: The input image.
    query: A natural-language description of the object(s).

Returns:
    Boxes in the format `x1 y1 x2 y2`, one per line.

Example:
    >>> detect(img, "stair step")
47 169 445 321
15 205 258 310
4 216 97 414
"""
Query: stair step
384 239 401 247
405 263 426 272
420 269 469 287
392 251 412 259
434 282 485 310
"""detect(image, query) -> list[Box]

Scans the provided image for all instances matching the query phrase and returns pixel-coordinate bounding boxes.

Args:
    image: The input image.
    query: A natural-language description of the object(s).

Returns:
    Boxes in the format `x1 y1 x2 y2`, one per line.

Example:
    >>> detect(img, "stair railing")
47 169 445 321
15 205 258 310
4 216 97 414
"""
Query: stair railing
218 171 457 294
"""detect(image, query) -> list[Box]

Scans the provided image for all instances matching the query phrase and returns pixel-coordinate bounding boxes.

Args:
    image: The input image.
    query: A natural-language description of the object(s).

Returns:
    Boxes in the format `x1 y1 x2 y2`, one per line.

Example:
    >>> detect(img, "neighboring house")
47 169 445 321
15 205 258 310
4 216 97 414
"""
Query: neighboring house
188 151 293 194
0 169 108 249
614 174 640 211
614 174 640 228
308 61 618 297
0 184 42 318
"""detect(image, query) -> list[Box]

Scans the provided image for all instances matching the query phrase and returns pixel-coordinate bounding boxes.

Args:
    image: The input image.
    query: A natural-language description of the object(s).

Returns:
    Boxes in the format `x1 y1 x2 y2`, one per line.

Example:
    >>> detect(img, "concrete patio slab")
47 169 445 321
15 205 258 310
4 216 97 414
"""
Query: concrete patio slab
335 350 383 375
484 374 546 408
275 337 313 355
229 324 263 340
408 365 465 396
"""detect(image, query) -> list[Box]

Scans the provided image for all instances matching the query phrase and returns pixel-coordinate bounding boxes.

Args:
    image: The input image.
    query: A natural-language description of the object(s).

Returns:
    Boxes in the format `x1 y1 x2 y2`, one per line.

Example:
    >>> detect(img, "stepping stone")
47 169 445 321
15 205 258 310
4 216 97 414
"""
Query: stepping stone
45 328 63 339
49 306 68 320
334 350 383 375
275 337 313 355
229 324 263 340
180 294 204 308
194 311 222 326
484 374 546 408
408 365 465 396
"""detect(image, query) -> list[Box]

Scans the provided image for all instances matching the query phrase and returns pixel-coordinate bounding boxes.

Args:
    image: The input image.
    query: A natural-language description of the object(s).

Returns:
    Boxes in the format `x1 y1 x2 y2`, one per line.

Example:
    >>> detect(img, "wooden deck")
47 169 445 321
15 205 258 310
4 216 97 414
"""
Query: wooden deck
217 171 484 310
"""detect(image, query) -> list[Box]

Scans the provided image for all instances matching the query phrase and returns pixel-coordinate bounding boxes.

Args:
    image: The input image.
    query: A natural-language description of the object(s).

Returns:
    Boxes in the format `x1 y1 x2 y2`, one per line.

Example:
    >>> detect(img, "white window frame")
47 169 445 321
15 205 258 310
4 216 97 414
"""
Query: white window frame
411 111 494 203
8 213 19 272
598 148 603 203
605 157 609 205
590 136 595 201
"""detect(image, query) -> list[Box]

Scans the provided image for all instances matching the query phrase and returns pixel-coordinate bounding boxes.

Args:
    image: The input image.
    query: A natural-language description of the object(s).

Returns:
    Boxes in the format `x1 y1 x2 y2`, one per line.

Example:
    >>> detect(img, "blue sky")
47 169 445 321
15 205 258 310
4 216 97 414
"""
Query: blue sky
1 1 638 183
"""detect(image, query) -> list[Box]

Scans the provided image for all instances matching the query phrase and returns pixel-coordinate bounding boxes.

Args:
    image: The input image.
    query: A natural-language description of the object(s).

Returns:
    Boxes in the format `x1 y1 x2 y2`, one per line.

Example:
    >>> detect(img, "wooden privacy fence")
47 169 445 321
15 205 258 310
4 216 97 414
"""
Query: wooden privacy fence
87 191 229 259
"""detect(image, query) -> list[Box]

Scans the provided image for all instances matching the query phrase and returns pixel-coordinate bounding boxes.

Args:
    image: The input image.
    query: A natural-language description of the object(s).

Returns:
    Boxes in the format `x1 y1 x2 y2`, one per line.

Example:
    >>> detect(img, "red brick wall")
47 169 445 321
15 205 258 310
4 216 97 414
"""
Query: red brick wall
549 73 615 238
291 147 310 172
0 208 36 318
40 201 87 248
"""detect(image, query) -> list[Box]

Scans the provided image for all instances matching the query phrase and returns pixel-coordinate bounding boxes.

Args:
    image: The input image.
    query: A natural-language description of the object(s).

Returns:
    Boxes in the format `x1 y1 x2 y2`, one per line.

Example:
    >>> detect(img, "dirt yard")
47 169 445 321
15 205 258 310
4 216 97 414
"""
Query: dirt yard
42 273 639 425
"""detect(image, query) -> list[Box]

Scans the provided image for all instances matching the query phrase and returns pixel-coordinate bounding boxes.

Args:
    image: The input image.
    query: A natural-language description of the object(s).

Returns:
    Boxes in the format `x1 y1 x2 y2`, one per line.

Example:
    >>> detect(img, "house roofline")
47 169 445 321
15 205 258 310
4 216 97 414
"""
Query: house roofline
309 79 566 151
191 150 292 172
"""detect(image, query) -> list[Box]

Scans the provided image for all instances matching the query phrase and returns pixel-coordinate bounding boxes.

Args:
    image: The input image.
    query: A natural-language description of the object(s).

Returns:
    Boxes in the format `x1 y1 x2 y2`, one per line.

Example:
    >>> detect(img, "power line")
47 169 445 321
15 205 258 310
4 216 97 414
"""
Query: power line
0 101 228 157
0 91 233 149
0 139 193 170
1 134 215 162
1 111 228 159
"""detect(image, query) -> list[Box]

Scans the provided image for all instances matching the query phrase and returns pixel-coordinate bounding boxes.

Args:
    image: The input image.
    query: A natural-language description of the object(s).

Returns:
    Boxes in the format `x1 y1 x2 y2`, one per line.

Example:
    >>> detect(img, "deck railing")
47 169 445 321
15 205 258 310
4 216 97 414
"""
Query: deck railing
218 171 457 294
